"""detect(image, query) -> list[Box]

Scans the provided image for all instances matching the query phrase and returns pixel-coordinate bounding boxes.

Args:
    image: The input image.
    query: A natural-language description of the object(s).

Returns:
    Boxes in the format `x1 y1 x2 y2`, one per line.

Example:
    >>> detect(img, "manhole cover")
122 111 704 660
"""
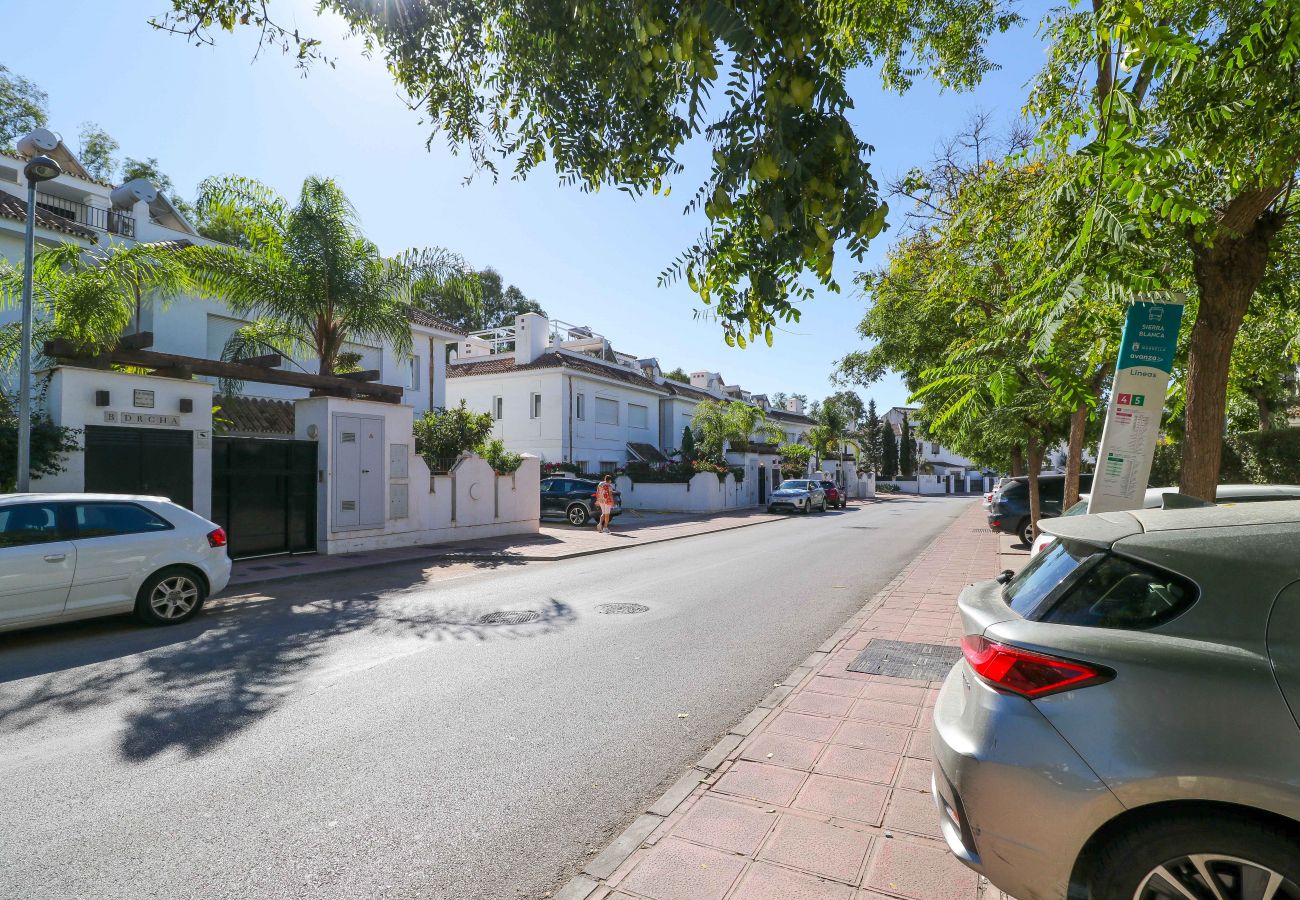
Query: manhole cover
846 639 963 681
596 603 649 615
477 610 541 626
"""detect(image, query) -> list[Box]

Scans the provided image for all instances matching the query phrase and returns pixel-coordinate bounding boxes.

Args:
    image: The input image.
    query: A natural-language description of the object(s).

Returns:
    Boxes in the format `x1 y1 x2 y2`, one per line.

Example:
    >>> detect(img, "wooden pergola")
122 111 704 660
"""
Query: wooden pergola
43 332 404 403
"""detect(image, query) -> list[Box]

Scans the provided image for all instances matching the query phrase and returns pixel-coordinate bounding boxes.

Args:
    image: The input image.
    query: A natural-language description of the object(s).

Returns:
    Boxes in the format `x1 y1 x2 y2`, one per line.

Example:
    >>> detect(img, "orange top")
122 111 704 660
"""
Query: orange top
596 483 615 506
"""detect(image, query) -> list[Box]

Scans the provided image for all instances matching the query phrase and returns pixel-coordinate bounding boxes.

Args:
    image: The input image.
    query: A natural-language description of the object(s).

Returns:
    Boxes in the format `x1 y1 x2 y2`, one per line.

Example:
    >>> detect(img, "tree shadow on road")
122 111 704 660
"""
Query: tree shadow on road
0 561 576 762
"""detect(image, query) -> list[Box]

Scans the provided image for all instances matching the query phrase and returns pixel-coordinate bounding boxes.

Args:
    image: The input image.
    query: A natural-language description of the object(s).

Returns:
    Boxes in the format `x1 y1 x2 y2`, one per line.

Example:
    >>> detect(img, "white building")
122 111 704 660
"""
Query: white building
445 314 817 470
883 406 981 478
0 128 464 413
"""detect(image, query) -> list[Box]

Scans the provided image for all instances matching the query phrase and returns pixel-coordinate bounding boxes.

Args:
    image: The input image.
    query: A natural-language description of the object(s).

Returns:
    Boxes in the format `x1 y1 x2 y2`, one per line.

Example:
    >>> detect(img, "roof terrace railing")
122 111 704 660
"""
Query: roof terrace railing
34 191 135 238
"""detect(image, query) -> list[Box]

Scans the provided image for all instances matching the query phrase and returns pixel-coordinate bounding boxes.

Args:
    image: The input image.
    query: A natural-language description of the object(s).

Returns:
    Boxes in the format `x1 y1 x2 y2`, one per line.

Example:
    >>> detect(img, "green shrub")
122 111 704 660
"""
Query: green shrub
624 460 693 483
413 402 493 471
1148 428 1300 487
477 437 524 475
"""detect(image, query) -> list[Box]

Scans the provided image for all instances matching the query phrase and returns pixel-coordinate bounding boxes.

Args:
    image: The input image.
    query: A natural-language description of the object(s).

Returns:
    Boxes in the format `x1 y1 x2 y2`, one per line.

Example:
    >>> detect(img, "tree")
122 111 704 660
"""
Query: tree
899 414 914 477
0 65 48 149
769 391 788 409
822 390 865 430
182 175 440 377
78 122 119 181
862 398 882 474
413 401 494 471
0 242 191 358
808 401 859 468
679 424 697 462
664 367 690 384
152 0 1022 345
881 422 898 479
1031 0 1300 500
691 399 780 461
0 398 79 492
777 441 813 475
414 265 541 332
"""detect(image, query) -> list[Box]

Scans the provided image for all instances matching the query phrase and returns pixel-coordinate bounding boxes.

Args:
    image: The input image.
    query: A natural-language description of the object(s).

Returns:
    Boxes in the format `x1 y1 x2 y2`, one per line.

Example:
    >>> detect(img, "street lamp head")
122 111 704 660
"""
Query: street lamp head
23 155 61 183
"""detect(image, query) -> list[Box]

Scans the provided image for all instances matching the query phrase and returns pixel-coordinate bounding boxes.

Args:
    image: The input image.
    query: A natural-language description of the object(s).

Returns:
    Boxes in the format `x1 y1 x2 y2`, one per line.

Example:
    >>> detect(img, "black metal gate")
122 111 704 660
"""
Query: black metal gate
758 465 767 504
212 437 317 559
84 425 194 509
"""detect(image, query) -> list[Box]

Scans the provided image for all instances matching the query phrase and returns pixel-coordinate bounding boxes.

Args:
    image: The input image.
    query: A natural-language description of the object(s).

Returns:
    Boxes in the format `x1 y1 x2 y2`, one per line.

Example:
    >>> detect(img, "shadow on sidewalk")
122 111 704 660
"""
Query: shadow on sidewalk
0 560 575 762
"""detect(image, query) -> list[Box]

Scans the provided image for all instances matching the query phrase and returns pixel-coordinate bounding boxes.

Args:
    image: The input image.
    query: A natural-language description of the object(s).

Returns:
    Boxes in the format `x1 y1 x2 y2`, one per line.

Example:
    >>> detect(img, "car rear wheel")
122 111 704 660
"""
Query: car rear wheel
1088 815 1300 900
1018 518 1034 546
134 567 206 626
566 503 591 527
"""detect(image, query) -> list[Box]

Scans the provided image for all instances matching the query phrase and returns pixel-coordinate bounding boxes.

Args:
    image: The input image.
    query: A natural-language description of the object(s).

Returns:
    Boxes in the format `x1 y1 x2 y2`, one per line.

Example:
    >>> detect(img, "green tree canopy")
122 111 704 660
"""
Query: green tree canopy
0 65 48 149
77 122 119 182
151 0 1021 345
183 175 452 377
664 367 690 384
414 265 541 332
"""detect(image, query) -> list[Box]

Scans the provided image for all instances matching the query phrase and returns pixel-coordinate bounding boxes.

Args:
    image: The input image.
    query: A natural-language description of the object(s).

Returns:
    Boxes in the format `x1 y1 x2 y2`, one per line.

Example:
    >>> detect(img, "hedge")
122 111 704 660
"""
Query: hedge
1150 428 1300 487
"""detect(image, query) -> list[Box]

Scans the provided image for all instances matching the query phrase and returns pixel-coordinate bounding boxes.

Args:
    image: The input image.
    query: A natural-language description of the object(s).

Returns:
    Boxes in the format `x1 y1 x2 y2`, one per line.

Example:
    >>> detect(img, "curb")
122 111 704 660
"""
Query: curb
225 509 798 591
548 545 932 900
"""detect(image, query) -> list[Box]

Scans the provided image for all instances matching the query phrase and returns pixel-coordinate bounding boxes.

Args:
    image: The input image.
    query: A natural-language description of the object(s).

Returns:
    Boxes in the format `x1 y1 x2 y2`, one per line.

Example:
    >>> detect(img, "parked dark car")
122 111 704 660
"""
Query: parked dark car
987 473 1093 545
540 477 622 526
819 481 847 509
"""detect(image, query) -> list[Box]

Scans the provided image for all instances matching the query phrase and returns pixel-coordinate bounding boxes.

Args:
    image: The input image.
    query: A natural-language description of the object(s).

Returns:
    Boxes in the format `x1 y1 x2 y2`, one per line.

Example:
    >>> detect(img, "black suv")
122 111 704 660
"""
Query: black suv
540 477 623 526
987 473 1093 545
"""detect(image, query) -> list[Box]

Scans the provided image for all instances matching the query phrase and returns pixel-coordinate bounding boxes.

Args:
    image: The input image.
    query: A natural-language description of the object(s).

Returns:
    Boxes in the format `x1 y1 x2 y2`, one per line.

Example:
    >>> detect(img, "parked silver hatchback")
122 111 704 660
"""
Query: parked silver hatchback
932 500 1300 900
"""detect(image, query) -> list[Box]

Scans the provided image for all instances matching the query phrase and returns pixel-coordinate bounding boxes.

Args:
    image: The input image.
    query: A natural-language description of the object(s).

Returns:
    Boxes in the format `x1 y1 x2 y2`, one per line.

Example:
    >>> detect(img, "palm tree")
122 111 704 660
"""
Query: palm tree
691 399 782 461
183 175 471 379
0 241 190 368
809 404 861 469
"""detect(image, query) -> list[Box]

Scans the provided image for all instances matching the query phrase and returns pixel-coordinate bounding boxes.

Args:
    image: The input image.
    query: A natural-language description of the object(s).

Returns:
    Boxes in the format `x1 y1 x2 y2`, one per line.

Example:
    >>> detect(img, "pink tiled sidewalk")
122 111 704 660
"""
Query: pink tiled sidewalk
565 502 1002 900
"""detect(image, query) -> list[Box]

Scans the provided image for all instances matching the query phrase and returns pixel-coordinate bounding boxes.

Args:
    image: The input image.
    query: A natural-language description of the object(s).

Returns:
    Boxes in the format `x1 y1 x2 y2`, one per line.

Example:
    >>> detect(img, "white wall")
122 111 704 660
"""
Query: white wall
294 395 540 554
33 366 215 517
614 471 750 513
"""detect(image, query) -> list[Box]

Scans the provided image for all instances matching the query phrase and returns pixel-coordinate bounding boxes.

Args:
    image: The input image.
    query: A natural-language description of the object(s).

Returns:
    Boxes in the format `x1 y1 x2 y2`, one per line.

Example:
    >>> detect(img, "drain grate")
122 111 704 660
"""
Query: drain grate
477 610 541 626
846 639 963 681
596 603 649 615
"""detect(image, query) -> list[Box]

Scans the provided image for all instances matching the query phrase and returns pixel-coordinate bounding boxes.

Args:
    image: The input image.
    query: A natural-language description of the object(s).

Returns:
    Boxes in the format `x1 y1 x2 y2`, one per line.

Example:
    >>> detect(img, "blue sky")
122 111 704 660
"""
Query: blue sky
7 1 1048 412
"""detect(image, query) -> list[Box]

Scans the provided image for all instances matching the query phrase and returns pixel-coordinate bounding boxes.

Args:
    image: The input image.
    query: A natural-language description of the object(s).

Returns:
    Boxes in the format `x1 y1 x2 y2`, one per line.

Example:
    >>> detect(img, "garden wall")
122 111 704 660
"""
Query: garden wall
615 471 750 513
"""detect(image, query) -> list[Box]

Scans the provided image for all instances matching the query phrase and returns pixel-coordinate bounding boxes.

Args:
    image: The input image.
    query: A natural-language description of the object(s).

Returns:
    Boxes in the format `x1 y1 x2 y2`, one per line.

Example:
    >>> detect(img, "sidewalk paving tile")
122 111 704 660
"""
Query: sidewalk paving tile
731 861 856 900
583 501 1001 900
757 814 874 884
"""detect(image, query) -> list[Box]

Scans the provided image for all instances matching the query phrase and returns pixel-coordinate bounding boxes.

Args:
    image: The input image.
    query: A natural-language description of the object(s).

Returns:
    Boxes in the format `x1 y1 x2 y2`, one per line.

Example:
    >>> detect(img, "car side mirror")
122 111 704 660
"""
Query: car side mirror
995 569 1016 584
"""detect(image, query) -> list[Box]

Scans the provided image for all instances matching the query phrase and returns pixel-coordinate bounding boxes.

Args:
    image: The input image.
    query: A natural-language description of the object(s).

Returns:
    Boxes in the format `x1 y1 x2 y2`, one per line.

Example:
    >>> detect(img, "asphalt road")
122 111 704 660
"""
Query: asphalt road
0 496 969 900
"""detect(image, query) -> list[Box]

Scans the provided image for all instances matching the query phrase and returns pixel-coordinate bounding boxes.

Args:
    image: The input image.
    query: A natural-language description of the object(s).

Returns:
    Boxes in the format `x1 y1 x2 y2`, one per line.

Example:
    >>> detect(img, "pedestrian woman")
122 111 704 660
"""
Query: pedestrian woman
595 474 616 533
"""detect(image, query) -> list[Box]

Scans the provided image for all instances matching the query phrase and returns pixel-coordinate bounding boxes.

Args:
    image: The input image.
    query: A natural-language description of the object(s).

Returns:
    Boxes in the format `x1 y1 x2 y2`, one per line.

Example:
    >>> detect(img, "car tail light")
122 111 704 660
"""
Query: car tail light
961 636 1111 698
206 527 228 549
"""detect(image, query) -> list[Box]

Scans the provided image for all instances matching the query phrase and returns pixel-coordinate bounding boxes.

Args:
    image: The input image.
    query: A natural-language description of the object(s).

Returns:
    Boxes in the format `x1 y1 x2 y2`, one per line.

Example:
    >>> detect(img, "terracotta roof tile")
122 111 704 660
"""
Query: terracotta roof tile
408 307 467 336
0 191 98 241
449 351 667 392
215 395 296 436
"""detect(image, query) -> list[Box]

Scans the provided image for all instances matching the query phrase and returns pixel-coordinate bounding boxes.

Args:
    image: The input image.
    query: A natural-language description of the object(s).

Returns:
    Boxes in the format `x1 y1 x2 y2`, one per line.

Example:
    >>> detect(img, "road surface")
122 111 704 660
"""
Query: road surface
0 496 968 900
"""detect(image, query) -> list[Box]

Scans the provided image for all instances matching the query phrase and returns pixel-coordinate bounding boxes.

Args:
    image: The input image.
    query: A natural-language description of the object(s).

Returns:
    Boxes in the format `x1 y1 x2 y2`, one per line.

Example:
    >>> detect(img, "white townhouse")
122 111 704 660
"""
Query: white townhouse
884 406 981 478
445 313 818 471
0 128 464 414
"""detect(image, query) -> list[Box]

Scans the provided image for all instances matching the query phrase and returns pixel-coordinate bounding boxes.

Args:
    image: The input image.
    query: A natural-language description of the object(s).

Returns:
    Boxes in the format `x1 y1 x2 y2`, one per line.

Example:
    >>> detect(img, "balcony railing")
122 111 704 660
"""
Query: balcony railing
34 191 135 238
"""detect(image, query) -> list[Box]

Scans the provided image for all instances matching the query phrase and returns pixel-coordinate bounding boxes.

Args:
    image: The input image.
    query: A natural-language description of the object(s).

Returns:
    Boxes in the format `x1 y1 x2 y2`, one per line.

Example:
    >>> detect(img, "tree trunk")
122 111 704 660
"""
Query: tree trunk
1026 432 1044 543
1254 390 1274 431
1010 445 1024 477
1180 213 1284 500
1063 403 1088 509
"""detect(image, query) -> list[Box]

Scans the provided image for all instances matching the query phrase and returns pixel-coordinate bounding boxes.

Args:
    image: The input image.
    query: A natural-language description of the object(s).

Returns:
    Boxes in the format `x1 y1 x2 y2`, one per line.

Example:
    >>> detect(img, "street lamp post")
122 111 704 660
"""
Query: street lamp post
16 155 62 492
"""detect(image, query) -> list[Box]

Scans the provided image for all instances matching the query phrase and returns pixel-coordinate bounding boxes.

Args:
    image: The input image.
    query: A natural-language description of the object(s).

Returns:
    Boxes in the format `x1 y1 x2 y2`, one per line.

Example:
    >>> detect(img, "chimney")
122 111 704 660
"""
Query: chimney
691 371 722 394
514 312 549 365
786 396 805 415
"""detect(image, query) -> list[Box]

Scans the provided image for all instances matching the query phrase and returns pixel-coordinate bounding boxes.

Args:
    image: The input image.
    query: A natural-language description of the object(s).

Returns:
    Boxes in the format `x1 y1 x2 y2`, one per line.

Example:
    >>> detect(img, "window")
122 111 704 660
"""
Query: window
492 396 504 420
73 503 173 539
575 393 586 420
0 503 63 548
931 442 940 455
628 403 649 429
1004 539 1099 619
595 397 619 425
531 392 542 418
406 355 421 391
1045 554 1198 630
600 461 619 474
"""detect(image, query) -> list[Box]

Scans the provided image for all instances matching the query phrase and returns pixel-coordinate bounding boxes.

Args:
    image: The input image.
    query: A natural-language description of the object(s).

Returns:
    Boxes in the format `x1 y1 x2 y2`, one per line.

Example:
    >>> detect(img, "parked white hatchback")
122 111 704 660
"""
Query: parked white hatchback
0 493 231 633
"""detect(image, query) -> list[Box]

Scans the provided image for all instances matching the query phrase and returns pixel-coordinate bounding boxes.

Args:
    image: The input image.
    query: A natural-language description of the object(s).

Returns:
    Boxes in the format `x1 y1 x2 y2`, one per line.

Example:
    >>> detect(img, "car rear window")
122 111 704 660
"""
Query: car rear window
1004 538 1198 629
74 502 173 538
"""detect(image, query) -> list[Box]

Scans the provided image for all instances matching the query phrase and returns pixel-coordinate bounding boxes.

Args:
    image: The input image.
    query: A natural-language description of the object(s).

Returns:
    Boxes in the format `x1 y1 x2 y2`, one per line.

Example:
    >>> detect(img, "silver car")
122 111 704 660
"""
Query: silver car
933 500 1300 900
767 479 827 514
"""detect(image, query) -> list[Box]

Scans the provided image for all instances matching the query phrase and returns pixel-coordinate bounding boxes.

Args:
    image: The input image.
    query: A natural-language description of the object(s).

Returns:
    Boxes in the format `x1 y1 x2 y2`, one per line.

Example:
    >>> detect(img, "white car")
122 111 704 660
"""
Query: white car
0 493 231 633
1028 483 1300 557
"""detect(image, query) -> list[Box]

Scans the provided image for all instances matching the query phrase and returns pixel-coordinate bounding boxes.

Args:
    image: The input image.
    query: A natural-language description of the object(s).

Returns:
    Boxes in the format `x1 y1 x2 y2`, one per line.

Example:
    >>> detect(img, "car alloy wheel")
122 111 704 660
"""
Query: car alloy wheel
567 504 590 526
150 575 200 620
1134 854 1300 900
